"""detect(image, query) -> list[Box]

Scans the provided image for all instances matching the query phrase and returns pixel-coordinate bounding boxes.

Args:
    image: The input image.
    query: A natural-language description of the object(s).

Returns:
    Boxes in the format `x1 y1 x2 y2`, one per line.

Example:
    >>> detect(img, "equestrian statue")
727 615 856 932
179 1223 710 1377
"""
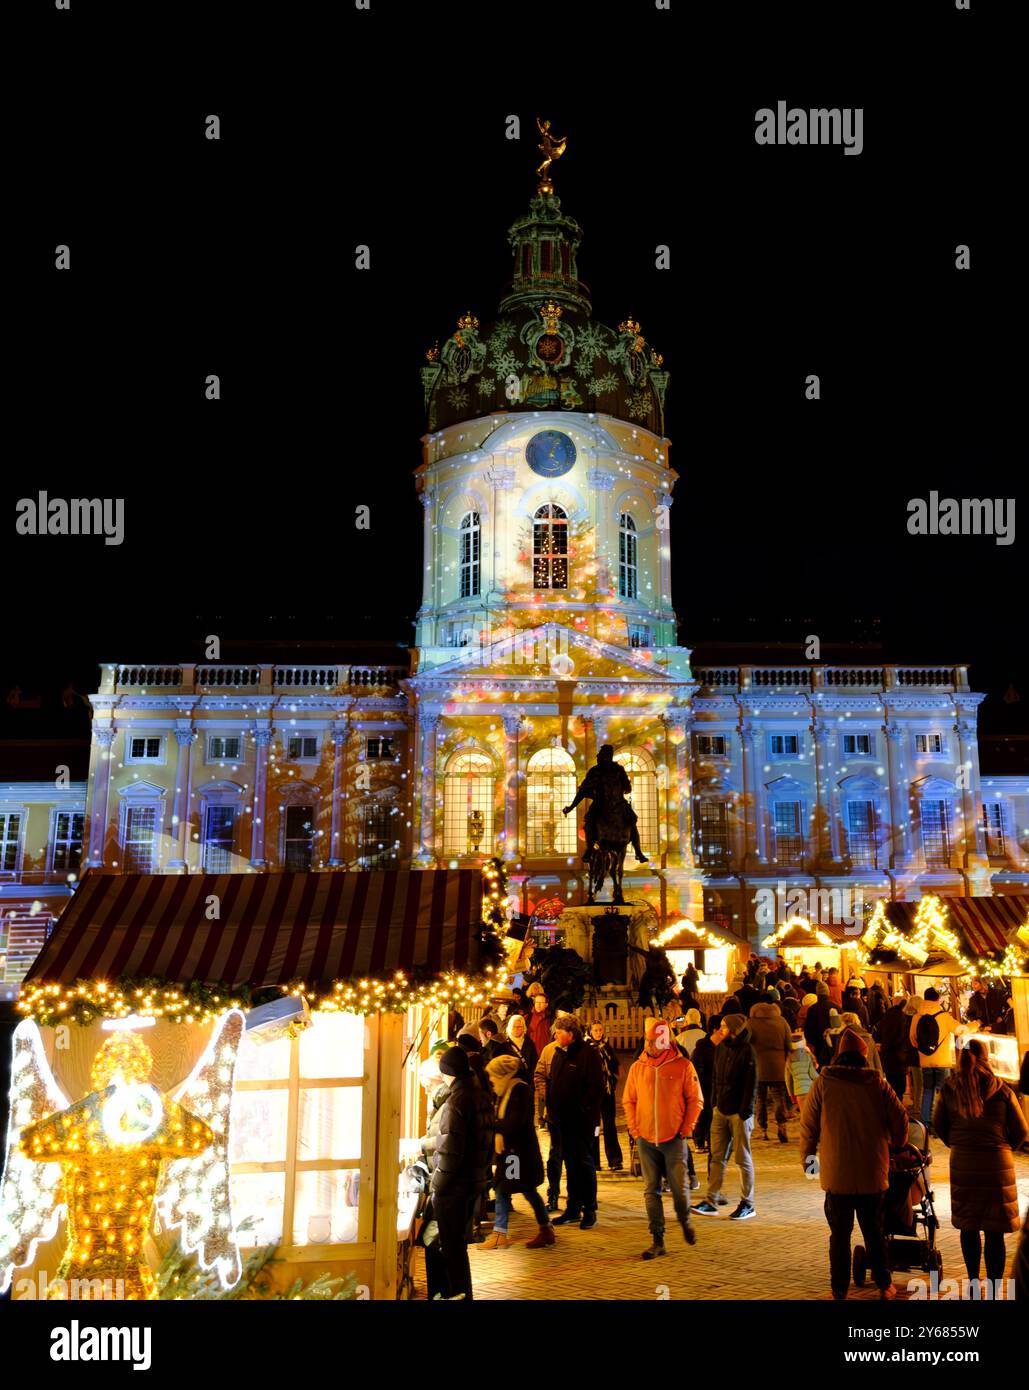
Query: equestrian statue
563 744 647 906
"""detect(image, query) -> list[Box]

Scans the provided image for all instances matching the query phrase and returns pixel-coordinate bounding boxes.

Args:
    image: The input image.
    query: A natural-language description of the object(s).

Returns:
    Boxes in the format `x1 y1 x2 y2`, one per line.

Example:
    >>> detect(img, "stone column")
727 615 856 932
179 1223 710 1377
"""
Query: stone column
250 727 274 868
655 494 674 611
86 727 116 867
955 717 988 868
883 722 911 869
586 467 615 598
739 721 761 870
167 728 197 869
328 724 348 866
419 488 434 614
488 464 517 605
811 721 837 867
502 713 522 858
415 711 441 865
663 710 693 868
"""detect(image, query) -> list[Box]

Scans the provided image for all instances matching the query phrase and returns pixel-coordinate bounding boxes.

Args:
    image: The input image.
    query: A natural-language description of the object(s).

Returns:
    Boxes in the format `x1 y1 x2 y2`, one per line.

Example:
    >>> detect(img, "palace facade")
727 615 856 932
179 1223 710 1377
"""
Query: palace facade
3 158 1028 993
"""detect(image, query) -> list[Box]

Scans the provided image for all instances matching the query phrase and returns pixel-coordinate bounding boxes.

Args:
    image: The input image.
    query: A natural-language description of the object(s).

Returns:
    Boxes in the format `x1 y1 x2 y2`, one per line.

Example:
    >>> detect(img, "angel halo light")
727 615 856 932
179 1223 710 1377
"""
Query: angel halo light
0 1009 246 1300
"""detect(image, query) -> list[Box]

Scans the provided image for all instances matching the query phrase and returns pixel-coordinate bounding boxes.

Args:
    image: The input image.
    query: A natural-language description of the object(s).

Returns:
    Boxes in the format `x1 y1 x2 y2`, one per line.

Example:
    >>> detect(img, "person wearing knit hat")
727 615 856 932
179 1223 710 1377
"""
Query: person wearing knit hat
691 1012 758 1222
799 1022 908 1301
480 1054 555 1250
832 1013 883 1073
797 992 818 1030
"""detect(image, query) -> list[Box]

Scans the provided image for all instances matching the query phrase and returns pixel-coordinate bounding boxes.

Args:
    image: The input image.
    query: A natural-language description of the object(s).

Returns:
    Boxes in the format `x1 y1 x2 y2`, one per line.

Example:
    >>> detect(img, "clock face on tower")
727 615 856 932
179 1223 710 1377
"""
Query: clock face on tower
526 430 576 478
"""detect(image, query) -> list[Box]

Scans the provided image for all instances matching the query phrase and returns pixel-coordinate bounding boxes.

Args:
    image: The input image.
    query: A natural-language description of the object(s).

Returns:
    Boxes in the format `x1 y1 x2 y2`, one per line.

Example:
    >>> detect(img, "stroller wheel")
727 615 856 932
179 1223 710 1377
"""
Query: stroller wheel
852 1245 867 1287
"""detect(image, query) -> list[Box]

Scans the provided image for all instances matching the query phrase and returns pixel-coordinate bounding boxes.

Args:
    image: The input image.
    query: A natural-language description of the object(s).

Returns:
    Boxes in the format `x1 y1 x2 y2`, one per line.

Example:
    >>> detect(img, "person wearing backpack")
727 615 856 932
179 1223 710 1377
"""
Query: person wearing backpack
909 987 966 1132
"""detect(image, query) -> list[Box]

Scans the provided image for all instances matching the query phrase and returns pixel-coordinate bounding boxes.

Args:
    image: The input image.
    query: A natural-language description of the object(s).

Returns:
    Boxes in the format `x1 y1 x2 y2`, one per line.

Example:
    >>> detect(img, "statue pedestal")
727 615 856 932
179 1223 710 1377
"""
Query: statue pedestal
554 900 659 1001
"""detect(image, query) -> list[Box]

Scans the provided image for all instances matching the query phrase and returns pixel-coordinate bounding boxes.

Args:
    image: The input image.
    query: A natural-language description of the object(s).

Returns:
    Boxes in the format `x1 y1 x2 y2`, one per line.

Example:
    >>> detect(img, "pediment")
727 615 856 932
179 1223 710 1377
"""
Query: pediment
116 780 167 799
413 623 684 685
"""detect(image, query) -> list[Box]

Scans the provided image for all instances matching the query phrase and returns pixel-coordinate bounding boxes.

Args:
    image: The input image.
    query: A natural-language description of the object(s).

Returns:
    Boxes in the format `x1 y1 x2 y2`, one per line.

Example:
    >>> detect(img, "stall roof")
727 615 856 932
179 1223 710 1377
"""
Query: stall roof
660 920 751 953
24 869 485 990
879 895 1028 957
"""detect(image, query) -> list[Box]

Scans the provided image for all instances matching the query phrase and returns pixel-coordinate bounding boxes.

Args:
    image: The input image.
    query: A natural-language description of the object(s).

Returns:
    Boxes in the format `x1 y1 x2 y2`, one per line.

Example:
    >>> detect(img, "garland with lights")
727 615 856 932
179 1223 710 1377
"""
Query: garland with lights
759 916 837 951
858 894 1029 981
18 861 511 1027
652 919 738 952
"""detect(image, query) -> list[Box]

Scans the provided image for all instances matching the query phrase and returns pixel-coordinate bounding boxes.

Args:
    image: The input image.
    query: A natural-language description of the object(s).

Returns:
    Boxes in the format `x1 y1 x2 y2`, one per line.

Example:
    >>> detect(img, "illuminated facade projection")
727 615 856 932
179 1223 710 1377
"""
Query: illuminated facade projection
5 131 1025 982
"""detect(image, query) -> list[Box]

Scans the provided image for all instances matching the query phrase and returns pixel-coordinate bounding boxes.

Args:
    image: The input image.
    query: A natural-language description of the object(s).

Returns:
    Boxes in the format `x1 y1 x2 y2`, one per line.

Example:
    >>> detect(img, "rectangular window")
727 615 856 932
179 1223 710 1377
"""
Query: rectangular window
124 806 157 873
769 734 800 758
981 803 1006 856
842 733 872 756
284 805 315 871
846 800 878 868
696 735 727 757
0 812 22 872
208 735 241 761
287 736 319 760
697 800 730 863
921 799 951 868
204 806 236 871
51 811 85 874
360 803 397 868
365 738 394 760
773 801 804 867
916 733 945 754
128 736 162 761
627 623 650 648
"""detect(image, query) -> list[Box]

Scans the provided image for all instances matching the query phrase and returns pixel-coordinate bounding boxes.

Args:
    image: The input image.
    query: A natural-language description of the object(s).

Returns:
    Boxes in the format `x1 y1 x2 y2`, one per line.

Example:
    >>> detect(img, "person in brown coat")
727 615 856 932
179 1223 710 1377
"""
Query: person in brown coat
932 1039 1029 1286
800 1027 909 1300
747 1000 793 1142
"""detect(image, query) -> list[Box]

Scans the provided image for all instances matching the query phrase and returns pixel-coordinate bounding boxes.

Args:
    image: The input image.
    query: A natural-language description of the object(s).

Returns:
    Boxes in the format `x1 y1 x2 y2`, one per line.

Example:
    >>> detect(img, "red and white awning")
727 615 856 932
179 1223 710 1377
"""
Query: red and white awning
944 894 1029 956
24 869 486 990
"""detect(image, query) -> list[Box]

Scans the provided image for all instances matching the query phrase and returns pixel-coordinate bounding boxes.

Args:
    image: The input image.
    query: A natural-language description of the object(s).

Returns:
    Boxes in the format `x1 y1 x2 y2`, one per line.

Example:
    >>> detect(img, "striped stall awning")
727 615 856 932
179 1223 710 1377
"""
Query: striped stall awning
23 869 486 990
876 896 1029 958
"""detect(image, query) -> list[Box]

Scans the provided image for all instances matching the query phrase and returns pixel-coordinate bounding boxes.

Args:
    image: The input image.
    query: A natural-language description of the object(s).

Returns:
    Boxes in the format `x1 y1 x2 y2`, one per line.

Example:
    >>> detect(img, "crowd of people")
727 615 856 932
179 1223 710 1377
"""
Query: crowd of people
412 958 1029 1301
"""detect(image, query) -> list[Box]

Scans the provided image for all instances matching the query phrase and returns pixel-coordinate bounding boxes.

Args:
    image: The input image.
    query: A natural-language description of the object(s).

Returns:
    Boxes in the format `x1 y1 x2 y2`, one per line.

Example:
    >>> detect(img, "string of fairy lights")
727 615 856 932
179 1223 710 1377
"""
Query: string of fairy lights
17 859 512 1028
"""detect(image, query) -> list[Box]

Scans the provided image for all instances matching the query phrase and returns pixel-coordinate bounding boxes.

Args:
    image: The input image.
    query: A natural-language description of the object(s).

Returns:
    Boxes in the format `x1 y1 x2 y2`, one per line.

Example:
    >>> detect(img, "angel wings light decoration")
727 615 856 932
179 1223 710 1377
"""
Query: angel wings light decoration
0 1009 245 1300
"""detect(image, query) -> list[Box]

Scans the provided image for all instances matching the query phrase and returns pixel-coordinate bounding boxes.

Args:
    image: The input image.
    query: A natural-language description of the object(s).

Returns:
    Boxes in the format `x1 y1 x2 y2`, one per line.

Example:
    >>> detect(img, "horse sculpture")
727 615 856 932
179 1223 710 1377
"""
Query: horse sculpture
563 744 646 908
587 819 630 907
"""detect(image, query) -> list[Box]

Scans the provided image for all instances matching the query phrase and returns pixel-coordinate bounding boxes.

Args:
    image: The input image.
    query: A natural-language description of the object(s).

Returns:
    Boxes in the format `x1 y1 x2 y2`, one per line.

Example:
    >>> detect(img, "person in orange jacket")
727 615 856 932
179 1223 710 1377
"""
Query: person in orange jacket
623 1016 704 1260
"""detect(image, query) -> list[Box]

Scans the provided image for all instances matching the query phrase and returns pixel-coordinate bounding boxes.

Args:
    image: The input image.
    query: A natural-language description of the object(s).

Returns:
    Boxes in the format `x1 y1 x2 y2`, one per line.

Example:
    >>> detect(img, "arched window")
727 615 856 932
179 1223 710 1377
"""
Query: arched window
618 513 638 599
533 505 568 590
459 511 480 598
443 750 495 855
526 747 577 855
614 747 658 858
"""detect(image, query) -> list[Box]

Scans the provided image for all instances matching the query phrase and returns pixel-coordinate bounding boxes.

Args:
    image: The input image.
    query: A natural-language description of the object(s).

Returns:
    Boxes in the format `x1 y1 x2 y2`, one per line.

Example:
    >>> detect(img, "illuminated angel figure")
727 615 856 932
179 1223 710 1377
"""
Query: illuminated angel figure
0 1010 245 1301
536 117 567 187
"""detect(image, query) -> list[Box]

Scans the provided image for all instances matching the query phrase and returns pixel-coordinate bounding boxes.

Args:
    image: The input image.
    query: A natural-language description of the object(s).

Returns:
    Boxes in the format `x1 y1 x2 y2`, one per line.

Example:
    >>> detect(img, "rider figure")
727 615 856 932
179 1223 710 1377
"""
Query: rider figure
562 744 648 866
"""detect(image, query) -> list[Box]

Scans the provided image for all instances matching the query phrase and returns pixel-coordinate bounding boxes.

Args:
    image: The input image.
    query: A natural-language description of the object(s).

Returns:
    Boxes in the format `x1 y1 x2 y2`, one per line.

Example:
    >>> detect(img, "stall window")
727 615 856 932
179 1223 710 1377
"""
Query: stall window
230 1013 367 1249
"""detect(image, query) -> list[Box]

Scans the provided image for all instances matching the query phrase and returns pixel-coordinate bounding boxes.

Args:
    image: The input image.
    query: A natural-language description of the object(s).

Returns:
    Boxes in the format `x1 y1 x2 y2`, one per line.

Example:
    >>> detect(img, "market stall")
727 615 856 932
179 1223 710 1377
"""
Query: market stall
859 894 1029 1086
1 866 500 1301
759 916 861 985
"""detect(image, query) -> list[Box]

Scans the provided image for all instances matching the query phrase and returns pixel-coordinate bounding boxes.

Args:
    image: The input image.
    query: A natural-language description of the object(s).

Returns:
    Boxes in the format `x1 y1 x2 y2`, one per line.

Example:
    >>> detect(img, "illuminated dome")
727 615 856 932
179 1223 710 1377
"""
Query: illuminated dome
421 186 668 436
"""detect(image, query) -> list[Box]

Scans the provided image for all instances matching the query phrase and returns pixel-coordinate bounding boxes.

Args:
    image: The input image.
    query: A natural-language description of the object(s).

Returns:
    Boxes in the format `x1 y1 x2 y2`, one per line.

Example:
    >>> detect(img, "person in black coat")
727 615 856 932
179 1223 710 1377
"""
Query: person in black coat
480 1016 518 1066
546 1015 605 1227
804 986 836 1067
587 1022 624 1170
424 1047 484 1300
874 995 918 1104
842 986 870 1029
482 1054 555 1248
690 1017 720 1152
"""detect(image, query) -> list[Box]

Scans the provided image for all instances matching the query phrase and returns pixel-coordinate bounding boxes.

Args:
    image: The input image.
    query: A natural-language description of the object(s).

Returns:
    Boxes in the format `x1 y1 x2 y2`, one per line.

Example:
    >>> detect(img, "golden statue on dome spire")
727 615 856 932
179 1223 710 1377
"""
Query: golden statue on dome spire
536 117 567 193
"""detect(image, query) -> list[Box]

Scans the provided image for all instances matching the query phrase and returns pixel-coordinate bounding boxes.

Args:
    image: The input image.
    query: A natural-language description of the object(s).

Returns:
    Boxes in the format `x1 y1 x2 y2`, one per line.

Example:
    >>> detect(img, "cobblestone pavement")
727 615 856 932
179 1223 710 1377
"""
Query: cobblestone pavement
415 1061 1029 1302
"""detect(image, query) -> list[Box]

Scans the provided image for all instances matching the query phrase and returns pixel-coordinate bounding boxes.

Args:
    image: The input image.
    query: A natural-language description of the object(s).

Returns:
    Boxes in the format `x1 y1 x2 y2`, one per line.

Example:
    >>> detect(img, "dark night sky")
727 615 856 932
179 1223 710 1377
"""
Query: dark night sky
5 1 1024 753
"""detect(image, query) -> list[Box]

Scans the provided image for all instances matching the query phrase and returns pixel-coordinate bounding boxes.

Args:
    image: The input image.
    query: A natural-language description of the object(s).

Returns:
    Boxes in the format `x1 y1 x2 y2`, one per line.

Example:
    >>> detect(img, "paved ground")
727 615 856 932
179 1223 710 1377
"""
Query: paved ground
415 1057 1029 1302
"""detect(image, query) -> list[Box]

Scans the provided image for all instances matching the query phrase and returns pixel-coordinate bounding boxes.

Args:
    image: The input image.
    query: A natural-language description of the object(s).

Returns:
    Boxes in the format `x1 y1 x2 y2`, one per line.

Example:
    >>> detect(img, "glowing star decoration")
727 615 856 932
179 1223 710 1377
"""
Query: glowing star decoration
13 1022 214 1301
153 1009 245 1290
0 1020 71 1293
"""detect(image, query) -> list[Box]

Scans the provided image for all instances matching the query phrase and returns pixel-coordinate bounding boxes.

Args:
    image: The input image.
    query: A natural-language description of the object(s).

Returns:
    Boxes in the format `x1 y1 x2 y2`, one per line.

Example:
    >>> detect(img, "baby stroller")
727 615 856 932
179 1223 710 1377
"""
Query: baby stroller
853 1117 942 1285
